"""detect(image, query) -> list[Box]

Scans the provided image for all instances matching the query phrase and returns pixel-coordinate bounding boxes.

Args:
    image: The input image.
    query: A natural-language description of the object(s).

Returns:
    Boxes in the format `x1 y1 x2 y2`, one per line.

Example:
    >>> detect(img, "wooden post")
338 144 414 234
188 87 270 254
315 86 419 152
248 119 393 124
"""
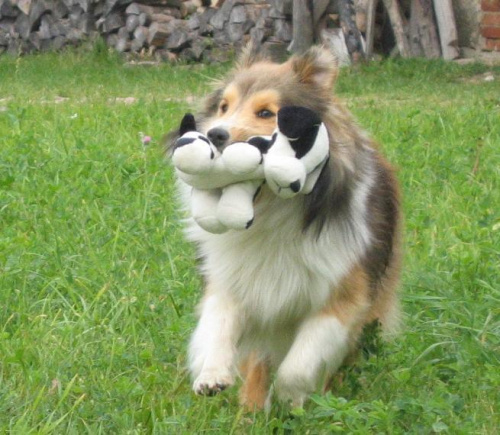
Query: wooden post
409 0 423 57
288 0 314 54
432 0 459 60
365 0 378 58
381 0 410 57
338 0 365 62
312 0 331 42
409 0 441 58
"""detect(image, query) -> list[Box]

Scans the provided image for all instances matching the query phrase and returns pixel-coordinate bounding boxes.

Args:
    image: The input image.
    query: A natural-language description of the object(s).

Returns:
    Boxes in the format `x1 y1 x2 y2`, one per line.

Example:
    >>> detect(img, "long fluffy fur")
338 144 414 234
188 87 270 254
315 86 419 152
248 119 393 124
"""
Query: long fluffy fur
171 46 402 409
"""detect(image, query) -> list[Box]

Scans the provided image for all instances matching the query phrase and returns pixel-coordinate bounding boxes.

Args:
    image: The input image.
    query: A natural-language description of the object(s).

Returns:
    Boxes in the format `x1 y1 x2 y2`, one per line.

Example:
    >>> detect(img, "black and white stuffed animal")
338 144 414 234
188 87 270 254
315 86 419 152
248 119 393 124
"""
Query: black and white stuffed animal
172 106 330 233
173 114 266 233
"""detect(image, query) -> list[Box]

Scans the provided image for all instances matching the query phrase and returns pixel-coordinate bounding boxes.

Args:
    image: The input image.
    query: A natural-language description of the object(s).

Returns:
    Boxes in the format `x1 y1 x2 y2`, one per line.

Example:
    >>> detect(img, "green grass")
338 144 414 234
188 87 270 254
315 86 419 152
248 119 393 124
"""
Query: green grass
0 46 499 433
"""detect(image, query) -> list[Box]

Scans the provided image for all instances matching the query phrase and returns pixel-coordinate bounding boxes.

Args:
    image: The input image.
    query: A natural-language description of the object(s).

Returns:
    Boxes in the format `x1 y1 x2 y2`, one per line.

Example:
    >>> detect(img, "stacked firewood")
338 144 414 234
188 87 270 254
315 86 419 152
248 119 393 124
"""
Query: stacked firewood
0 0 462 61
0 0 292 61
113 0 290 61
0 0 95 55
354 0 459 60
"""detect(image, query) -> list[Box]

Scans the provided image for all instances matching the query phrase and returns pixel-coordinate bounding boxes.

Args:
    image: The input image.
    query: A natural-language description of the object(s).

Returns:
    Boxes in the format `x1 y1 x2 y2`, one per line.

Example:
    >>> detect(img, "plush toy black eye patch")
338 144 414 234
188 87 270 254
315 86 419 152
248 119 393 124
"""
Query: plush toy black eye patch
277 106 322 159
247 136 272 154
175 137 196 147
175 134 210 149
289 127 320 159
277 106 322 138
270 132 278 145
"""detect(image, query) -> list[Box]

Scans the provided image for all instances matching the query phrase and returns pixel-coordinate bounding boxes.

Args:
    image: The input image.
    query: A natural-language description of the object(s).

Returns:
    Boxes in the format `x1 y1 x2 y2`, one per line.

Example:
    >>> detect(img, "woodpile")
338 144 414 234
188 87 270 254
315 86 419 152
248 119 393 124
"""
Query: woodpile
0 0 467 61
354 0 460 60
0 0 99 55
0 0 293 61
286 0 460 64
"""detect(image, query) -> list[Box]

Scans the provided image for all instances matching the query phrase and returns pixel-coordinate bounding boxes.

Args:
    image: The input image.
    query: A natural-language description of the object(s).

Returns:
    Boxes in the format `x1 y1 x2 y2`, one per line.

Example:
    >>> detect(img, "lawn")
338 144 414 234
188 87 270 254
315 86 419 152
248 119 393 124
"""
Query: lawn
0 45 499 433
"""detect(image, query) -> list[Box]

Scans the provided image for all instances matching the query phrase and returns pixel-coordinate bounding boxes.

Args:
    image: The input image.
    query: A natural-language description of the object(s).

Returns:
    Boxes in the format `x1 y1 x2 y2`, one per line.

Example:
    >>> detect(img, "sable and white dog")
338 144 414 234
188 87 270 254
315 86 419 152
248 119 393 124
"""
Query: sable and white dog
171 46 402 409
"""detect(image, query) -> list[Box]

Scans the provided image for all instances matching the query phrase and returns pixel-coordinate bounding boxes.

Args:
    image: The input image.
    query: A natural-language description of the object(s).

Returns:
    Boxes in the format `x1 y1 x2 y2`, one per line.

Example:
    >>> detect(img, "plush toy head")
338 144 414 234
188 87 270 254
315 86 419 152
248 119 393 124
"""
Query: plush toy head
172 114 218 175
265 106 330 198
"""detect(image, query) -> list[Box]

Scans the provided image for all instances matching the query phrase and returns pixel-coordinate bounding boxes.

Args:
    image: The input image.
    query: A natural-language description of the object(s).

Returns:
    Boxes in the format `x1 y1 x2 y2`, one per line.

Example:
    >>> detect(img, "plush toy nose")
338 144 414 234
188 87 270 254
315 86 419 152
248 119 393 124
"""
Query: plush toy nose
289 180 301 193
207 127 230 148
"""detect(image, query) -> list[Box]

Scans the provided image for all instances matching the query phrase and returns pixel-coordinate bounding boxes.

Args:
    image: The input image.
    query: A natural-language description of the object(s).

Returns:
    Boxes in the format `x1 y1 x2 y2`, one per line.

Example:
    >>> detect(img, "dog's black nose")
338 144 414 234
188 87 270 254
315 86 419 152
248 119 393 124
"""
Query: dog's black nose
207 127 230 148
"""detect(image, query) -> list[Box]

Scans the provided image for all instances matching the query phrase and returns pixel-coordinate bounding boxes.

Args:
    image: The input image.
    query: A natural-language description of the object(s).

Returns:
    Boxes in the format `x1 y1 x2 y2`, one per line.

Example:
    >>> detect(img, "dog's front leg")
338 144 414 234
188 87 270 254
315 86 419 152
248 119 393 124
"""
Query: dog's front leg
189 292 241 396
275 315 349 407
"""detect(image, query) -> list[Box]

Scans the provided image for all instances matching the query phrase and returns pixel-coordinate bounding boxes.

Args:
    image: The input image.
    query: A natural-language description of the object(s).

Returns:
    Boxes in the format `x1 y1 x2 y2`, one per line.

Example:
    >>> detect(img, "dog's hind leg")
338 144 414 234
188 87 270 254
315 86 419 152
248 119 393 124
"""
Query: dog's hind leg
239 352 271 411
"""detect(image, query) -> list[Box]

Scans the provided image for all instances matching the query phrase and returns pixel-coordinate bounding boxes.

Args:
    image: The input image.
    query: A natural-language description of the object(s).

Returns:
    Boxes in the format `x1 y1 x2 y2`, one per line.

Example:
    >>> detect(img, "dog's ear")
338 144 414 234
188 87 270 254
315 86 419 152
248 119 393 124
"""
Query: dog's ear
289 46 339 91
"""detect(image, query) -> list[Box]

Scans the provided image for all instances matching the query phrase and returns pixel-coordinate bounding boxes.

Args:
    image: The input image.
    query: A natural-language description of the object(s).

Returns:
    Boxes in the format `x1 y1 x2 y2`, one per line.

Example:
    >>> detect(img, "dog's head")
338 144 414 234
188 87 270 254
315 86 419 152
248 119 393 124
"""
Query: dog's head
199 46 339 148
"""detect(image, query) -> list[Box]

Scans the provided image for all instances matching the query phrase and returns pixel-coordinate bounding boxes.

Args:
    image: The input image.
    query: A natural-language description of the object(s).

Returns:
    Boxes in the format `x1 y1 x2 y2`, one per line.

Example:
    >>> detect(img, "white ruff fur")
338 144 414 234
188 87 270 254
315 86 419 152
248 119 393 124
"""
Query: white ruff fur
180 157 376 403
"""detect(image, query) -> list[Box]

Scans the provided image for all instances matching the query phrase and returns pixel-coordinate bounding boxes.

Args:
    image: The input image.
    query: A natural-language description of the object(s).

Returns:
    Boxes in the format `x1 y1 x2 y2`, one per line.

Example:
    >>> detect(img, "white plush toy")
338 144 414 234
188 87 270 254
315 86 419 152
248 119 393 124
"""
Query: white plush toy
172 106 330 234
173 114 266 233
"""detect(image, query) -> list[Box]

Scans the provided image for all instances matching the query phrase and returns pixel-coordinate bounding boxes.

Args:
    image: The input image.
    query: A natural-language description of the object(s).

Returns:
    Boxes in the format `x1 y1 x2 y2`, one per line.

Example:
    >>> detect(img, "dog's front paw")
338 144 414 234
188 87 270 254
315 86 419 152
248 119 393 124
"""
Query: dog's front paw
275 367 314 408
193 370 234 396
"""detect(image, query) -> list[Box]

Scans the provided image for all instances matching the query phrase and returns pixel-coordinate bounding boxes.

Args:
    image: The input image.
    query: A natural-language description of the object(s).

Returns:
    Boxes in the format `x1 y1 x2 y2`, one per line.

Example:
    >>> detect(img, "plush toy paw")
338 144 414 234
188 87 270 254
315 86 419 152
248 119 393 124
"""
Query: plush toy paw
191 188 228 234
221 142 263 175
172 113 220 175
217 180 262 230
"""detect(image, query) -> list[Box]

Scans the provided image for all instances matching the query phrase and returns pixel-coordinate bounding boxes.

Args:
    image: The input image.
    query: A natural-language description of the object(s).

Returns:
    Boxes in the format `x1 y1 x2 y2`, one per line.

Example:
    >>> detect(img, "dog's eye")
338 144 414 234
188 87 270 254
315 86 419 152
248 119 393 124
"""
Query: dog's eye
219 102 229 114
256 109 275 119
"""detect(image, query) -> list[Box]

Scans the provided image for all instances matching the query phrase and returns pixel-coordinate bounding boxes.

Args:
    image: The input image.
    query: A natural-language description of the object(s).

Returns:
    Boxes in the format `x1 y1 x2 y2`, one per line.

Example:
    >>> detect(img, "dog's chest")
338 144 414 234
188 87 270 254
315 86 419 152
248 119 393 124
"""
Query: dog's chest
191 196 356 324
210 236 327 323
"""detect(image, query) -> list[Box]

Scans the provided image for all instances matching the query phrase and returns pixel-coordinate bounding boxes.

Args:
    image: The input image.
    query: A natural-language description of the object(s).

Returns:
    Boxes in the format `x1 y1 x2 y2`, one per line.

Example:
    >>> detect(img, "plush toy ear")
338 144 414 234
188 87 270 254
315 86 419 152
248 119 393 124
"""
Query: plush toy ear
277 106 321 140
276 106 322 159
289 47 338 91
247 136 272 154
179 113 197 136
